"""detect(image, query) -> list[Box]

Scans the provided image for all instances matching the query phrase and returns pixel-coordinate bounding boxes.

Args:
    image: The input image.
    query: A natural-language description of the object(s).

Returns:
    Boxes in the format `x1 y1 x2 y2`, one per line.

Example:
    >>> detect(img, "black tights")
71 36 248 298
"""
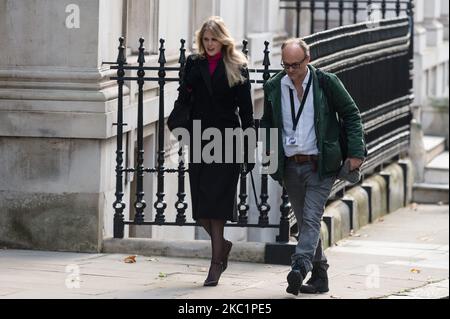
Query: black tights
198 218 226 264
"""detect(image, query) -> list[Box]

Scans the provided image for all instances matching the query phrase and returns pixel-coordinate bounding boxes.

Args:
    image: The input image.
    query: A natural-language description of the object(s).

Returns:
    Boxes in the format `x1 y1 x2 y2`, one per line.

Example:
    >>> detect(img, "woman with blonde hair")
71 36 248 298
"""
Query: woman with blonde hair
173 16 255 286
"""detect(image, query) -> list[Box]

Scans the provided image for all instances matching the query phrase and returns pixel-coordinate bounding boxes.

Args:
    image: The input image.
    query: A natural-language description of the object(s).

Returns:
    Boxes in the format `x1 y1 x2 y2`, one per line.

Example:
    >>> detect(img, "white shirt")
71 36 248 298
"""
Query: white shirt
281 68 319 157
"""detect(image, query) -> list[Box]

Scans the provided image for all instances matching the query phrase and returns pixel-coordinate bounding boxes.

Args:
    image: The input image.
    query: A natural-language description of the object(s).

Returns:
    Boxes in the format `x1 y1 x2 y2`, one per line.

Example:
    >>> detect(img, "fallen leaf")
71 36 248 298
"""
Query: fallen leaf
410 268 421 274
158 272 167 278
124 255 137 263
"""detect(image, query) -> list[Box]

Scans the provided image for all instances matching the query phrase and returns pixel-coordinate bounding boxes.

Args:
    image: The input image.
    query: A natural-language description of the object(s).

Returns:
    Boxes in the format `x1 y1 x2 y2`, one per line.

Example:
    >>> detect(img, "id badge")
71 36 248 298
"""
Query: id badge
285 136 298 146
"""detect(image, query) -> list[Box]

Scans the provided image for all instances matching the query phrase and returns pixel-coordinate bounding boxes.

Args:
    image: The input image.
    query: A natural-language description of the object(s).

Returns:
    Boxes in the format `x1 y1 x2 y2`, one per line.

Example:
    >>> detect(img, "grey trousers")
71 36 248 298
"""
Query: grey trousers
283 160 335 274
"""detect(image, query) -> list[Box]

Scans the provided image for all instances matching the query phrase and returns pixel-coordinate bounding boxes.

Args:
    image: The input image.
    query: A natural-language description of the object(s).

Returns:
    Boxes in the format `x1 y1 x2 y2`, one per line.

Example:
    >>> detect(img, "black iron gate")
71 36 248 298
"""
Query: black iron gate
107 12 414 243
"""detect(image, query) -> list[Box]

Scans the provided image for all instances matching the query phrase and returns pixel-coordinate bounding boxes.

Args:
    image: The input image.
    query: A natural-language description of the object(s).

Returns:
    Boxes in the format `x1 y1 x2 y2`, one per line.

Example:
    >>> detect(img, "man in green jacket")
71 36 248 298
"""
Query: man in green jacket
261 38 366 295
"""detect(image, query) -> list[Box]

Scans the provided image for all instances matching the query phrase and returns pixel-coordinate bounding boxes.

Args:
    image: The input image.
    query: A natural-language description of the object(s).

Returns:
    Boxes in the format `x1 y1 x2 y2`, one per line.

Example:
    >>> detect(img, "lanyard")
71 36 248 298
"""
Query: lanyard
289 75 312 132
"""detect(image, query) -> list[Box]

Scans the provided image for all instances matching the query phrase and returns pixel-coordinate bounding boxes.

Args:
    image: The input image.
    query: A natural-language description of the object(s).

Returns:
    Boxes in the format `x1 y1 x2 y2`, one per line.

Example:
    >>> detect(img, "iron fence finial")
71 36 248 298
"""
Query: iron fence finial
242 40 249 59
158 38 167 65
138 38 145 64
263 41 270 67
117 37 127 65
179 39 186 65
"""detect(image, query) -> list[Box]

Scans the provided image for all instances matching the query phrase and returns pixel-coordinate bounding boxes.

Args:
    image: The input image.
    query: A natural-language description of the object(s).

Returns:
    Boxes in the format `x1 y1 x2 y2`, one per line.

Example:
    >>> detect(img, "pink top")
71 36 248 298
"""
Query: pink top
207 52 222 76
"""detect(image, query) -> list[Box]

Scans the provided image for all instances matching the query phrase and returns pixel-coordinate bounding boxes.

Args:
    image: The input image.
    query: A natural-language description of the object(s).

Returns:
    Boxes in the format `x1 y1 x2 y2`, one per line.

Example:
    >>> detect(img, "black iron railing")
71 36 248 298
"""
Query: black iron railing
280 0 413 37
108 14 414 243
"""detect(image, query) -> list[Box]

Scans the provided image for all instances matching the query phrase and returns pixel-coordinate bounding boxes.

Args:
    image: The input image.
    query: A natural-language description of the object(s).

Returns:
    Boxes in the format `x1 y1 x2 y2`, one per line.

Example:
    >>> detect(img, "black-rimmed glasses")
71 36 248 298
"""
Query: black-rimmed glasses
281 55 308 70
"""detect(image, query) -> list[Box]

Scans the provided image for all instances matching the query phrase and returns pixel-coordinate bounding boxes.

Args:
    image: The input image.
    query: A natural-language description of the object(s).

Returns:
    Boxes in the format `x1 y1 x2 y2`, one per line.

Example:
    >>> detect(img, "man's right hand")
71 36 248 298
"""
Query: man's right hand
347 157 363 171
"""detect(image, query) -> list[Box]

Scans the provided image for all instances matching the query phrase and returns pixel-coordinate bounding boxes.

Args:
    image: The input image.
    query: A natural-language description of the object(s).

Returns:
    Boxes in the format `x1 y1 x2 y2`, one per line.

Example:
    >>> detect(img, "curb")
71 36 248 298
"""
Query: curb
102 237 267 263
382 279 449 299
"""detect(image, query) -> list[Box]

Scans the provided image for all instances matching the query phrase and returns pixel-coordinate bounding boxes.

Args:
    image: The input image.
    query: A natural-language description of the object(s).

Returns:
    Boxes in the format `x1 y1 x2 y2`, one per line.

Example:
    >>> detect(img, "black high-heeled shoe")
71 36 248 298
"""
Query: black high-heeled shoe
203 262 223 287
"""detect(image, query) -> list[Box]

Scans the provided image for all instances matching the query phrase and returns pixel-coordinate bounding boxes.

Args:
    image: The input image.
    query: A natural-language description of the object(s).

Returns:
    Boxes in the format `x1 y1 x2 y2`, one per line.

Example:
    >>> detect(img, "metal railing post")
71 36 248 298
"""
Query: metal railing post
154 39 168 224
113 37 127 238
134 38 147 224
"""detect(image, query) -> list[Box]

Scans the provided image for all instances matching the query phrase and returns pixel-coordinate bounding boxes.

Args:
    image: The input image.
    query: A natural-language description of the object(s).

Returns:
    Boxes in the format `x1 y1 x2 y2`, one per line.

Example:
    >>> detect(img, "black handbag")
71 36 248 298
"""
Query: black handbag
167 98 192 131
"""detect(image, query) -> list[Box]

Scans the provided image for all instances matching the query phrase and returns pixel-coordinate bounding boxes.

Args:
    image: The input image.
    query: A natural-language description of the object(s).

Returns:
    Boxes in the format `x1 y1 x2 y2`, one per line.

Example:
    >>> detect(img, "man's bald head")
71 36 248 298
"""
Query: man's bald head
281 38 310 58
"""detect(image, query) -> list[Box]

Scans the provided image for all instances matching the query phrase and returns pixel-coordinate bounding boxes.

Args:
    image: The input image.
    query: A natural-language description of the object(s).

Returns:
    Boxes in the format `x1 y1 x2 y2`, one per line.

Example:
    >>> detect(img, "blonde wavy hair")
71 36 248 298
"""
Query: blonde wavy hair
195 16 248 87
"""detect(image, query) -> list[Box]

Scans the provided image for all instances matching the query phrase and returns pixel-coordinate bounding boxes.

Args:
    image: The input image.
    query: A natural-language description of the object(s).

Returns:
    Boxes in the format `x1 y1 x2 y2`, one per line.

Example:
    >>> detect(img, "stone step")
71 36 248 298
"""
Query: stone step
413 183 449 204
424 152 449 184
423 136 446 164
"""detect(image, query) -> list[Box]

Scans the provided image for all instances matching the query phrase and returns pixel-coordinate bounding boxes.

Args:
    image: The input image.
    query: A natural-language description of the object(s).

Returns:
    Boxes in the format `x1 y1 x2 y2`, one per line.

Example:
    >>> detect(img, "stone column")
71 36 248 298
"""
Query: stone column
413 0 428 112
440 0 449 40
191 0 219 50
0 0 125 252
126 0 159 54
408 0 427 182
423 0 444 47
245 0 273 65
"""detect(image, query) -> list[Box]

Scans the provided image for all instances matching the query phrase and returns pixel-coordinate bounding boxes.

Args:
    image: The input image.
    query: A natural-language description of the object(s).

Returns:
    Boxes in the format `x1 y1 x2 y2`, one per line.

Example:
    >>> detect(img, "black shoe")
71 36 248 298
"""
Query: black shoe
286 270 304 296
203 262 223 287
299 277 329 294
300 262 329 294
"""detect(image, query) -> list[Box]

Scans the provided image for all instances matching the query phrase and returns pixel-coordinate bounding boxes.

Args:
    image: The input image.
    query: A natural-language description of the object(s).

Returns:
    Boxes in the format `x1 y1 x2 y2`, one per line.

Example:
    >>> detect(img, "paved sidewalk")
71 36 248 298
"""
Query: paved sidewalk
0 204 448 299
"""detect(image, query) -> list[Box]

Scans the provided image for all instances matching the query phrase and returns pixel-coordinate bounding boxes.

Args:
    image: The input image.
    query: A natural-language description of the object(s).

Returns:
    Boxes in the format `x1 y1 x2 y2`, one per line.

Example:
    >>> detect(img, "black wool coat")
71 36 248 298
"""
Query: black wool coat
175 54 255 221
